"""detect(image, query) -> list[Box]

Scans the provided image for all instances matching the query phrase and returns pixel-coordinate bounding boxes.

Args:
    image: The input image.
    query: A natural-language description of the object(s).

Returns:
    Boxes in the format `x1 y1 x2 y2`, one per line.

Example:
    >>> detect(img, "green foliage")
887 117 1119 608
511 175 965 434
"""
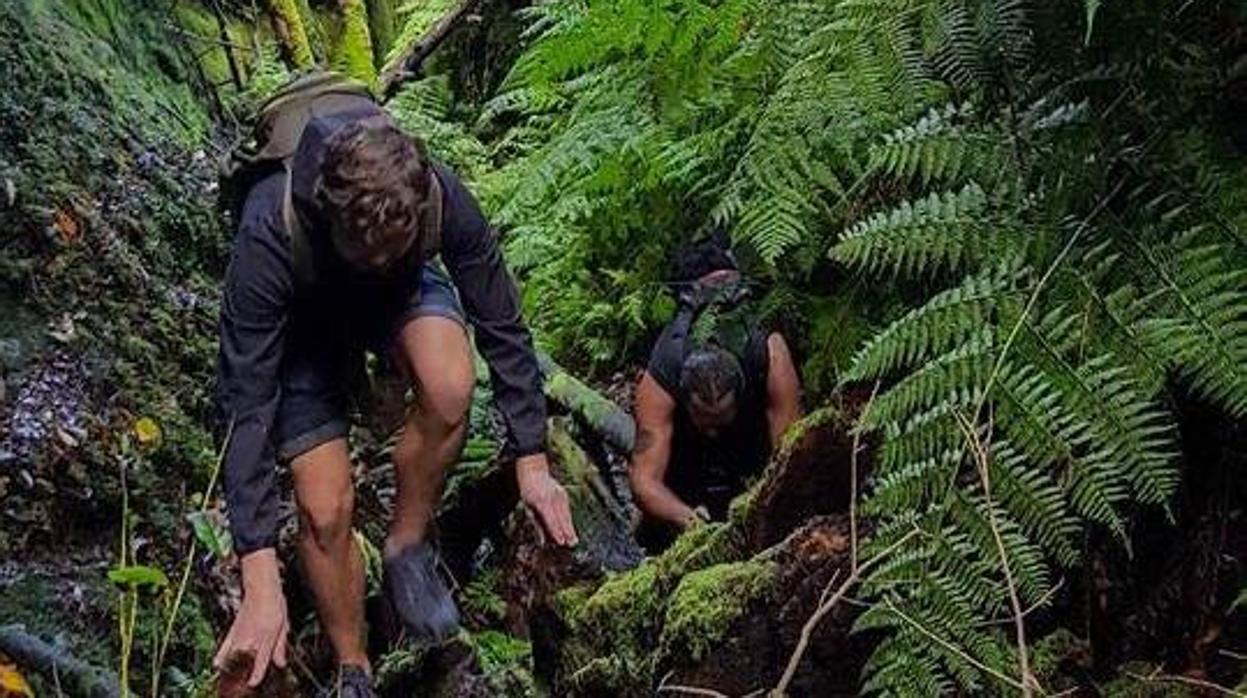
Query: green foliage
384 0 461 74
445 0 1246 691
808 0 1247 694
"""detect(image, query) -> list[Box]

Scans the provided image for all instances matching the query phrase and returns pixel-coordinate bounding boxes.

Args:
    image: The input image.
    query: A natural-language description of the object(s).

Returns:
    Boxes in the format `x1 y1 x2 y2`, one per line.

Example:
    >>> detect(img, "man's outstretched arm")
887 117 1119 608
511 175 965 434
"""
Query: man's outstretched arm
435 164 577 547
213 198 293 687
629 371 700 528
765 333 802 449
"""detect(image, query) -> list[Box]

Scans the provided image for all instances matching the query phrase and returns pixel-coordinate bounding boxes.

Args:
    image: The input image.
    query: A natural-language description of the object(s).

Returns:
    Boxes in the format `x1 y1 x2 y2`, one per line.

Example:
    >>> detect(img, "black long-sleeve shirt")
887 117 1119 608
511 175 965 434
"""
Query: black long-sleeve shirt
217 108 547 555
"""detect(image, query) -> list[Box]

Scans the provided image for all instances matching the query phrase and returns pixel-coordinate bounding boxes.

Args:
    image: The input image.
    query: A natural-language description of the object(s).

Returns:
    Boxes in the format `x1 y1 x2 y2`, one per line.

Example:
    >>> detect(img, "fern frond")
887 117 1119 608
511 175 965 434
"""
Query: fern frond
832 183 1002 278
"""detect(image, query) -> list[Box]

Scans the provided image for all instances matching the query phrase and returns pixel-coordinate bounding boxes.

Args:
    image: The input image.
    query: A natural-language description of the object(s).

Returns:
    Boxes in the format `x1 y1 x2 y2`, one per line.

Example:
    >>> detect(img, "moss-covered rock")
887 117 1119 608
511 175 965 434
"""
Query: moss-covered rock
659 560 778 663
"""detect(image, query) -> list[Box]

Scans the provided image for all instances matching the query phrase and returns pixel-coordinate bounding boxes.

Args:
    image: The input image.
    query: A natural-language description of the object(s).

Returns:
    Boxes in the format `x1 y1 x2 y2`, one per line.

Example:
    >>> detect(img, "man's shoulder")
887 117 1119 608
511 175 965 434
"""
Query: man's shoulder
238 172 287 238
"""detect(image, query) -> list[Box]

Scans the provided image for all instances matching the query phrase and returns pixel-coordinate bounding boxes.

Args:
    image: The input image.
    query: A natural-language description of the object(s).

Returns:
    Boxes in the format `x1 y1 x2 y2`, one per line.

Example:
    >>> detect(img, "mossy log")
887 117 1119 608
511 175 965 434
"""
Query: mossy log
529 407 873 696
377 0 484 100
539 353 636 454
0 624 120 698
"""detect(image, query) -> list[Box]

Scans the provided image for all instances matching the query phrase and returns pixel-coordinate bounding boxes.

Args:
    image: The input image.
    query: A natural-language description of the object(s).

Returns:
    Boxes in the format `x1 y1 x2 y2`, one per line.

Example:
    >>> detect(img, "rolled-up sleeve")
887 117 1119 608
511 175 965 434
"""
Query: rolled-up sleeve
436 166 548 456
217 203 292 555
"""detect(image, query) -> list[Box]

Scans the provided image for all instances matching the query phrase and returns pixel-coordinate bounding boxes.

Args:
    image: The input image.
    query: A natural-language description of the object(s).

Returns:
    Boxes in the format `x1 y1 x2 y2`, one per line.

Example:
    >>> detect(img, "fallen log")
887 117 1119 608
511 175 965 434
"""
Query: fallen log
539 353 636 454
378 0 485 100
0 624 120 698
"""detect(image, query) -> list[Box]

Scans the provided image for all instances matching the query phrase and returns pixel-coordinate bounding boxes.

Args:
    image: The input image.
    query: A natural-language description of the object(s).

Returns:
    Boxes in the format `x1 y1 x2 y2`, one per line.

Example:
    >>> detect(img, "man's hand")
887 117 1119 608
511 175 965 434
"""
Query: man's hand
516 453 579 547
214 549 289 687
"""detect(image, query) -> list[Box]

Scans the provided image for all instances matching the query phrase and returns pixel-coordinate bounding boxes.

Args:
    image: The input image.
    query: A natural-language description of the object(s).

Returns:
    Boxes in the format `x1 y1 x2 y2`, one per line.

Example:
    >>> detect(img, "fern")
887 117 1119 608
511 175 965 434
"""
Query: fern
441 0 1245 691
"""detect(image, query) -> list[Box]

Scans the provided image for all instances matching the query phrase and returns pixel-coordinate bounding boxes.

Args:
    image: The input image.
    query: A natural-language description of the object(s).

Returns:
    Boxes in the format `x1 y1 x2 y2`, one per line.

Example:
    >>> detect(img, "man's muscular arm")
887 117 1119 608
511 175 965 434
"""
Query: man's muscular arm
629 372 700 528
765 333 802 449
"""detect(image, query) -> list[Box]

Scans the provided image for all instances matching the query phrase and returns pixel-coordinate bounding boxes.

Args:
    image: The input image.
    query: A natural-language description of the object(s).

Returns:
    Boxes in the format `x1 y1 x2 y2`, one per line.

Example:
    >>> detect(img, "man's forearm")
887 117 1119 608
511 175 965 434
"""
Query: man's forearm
632 476 698 528
240 548 282 595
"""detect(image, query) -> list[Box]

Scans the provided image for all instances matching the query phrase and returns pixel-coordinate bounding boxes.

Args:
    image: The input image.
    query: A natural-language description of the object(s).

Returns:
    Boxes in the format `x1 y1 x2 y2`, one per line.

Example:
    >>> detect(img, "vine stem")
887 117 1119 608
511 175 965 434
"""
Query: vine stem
955 411 1038 697
850 381 881 576
151 420 233 698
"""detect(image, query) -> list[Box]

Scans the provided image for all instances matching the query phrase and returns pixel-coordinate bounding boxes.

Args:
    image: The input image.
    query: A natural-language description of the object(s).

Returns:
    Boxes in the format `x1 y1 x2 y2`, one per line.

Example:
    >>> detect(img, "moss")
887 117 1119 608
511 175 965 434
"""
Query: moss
328 0 376 85
470 630 532 676
657 521 736 575
659 560 778 663
365 0 398 67
268 0 314 69
726 406 845 527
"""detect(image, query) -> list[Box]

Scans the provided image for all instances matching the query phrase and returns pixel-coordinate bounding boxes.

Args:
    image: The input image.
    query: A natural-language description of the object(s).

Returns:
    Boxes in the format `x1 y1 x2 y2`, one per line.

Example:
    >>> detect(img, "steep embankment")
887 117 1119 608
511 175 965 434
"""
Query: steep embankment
1 0 226 690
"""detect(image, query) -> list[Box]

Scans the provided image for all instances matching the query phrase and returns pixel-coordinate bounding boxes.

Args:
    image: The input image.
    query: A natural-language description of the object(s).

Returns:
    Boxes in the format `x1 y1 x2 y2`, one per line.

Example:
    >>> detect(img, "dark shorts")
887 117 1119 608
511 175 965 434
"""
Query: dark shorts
273 263 465 461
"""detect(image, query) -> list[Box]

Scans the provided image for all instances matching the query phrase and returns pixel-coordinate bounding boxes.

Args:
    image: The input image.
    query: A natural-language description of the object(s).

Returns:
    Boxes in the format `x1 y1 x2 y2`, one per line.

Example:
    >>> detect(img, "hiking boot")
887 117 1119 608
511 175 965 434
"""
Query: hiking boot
320 664 374 698
383 541 460 643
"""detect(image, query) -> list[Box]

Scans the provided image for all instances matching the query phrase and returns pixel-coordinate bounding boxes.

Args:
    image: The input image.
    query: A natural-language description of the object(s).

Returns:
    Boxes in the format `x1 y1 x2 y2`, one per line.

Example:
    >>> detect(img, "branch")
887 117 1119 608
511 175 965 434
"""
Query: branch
770 529 920 697
0 625 121 698
539 353 636 454
378 0 484 101
883 600 1028 693
955 411 1038 697
657 671 731 697
1126 670 1247 697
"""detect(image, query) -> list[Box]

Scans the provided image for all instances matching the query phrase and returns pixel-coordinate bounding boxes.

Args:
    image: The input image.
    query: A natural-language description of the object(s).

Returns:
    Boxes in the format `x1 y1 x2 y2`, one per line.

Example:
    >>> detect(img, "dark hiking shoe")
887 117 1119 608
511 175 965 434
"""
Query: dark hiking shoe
320 664 374 698
383 542 460 643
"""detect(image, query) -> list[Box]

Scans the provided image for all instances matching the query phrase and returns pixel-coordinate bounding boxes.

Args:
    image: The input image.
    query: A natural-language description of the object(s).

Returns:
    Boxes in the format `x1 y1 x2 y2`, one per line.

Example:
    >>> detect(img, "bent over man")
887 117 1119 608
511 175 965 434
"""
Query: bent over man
213 74 576 697
629 238 802 551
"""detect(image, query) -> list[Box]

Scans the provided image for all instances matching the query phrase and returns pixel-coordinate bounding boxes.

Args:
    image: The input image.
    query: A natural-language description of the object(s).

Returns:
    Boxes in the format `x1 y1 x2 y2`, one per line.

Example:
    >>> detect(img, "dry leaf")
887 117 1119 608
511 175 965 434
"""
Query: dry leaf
52 208 79 242
0 657 33 698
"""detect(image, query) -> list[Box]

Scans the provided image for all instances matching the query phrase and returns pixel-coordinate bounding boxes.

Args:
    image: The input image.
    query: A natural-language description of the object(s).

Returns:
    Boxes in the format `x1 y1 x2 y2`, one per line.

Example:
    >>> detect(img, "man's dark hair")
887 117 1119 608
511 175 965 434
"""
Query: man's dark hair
318 119 432 270
680 346 744 406
673 227 738 282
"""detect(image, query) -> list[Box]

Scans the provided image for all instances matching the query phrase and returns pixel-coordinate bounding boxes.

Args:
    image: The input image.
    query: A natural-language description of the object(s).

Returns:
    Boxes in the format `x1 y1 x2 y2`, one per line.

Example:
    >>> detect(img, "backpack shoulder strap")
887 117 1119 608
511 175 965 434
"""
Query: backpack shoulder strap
282 168 317 288
418 169 444 259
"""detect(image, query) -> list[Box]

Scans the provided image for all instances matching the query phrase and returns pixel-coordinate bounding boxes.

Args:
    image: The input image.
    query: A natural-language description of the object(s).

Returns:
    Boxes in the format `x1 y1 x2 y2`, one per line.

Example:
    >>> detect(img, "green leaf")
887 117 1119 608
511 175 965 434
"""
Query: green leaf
1232 587 1247 613
107 565 169 590
187 511 233 561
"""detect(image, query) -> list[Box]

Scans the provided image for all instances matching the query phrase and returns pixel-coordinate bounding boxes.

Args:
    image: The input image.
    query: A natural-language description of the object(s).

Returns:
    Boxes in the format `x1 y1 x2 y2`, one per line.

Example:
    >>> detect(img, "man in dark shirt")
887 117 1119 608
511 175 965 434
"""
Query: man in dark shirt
212 106 576 693
629 240 801 551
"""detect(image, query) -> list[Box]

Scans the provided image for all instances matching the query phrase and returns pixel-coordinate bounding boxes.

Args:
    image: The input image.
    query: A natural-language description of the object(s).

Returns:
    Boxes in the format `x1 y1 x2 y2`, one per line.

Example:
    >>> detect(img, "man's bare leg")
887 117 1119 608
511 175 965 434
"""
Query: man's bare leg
292 439 369 671
386 315 474 556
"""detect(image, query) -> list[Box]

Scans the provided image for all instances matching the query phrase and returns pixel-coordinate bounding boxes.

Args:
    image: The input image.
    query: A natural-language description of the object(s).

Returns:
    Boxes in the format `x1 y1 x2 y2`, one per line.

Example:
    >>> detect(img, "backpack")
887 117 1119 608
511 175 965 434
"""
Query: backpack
218 70 443 287
676 276 768 386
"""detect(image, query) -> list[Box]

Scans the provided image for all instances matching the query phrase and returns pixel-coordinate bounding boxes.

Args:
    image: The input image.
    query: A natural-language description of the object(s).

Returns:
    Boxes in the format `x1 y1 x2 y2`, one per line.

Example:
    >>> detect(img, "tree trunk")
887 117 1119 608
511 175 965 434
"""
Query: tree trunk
267 0 315 70
528 408 873 697
365 0 399 71
330 0 377 84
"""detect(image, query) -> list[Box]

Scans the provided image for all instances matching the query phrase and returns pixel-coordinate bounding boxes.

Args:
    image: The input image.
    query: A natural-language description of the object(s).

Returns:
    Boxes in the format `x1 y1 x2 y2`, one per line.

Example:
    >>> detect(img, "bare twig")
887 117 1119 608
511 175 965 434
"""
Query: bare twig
976 579 1065 628
971 177 1128 428
955 411 1037 697
770 529 920 696
1126 670 1247 697
656 671 730 697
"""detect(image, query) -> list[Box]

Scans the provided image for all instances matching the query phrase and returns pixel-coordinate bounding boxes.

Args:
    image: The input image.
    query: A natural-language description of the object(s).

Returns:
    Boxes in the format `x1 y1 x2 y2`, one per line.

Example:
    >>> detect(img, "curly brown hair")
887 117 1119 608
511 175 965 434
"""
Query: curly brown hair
317 118 433 272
